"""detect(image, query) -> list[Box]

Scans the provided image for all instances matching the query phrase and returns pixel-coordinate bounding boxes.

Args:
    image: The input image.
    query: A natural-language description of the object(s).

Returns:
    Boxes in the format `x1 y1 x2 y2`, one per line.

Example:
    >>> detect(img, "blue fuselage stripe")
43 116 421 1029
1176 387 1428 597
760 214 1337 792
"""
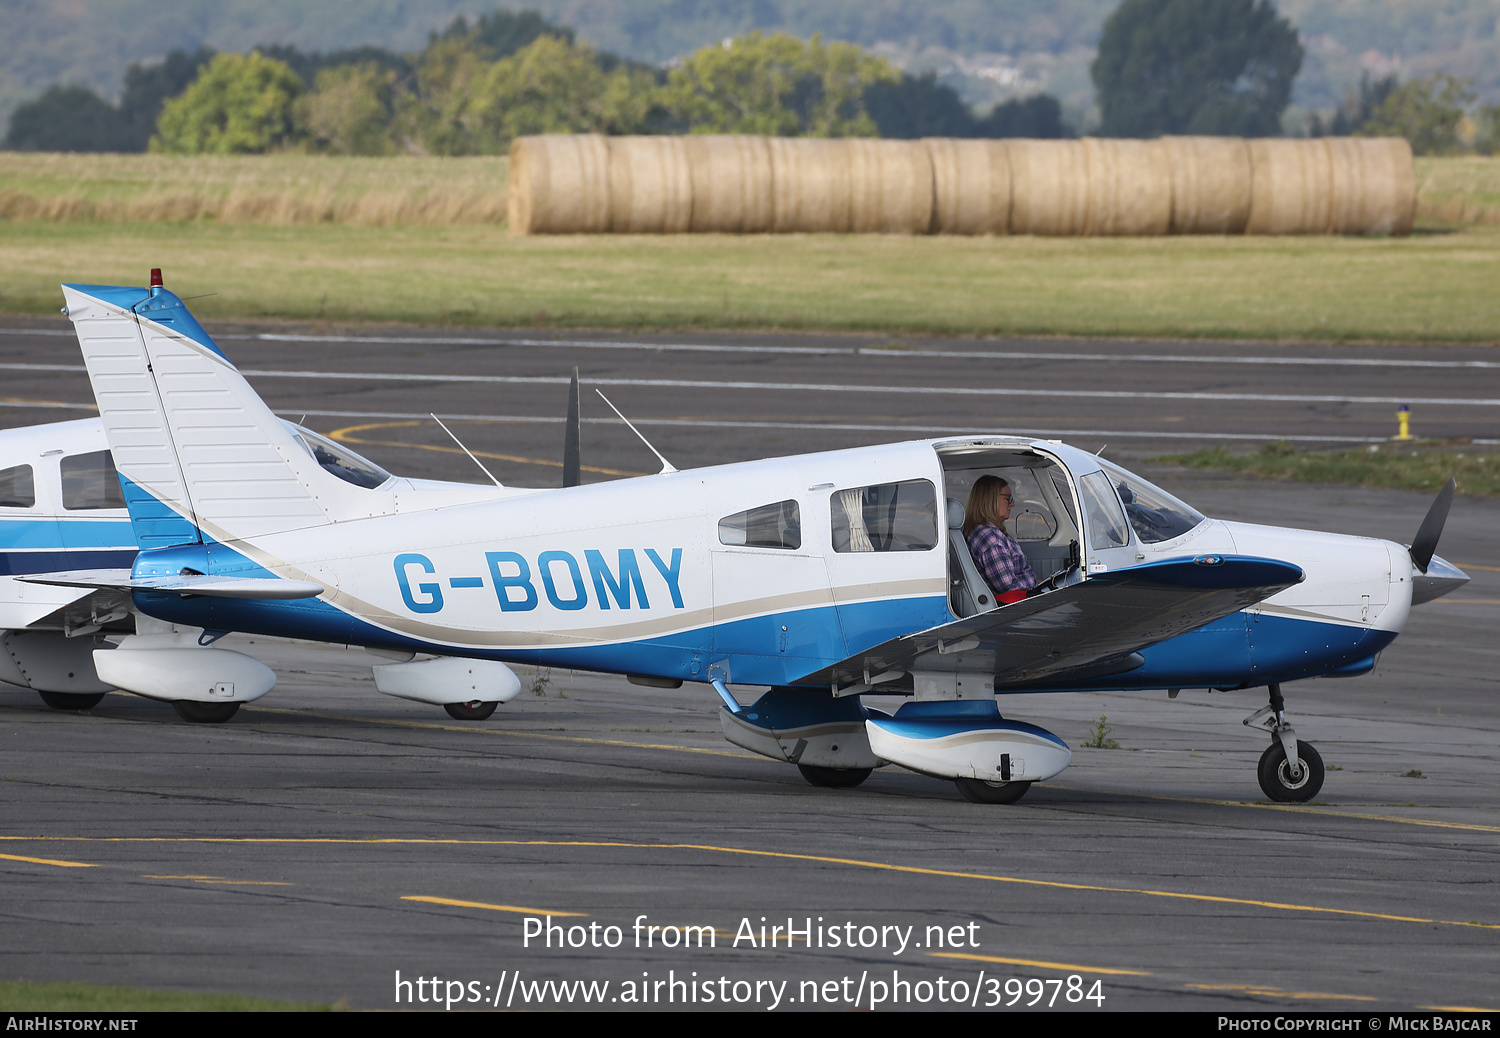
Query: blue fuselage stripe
0 519 134 549
0 549 137 575
134 575 1393 692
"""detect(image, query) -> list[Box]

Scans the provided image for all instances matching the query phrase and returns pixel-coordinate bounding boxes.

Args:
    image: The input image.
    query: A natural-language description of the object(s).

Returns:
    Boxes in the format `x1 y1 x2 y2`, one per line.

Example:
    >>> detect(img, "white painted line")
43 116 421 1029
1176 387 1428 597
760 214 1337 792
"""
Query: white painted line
20 361 1499 406
281 409 1402 444
0 400 95 410
252 332 857 356
9 326 1499 369
234 370 1500 408
247 333 1500 371
0 399 1491 445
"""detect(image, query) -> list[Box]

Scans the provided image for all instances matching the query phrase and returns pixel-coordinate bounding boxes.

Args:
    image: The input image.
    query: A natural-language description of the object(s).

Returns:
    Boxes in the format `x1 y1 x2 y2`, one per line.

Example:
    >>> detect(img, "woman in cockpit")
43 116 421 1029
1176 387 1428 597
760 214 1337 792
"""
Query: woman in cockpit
963 475 1039 604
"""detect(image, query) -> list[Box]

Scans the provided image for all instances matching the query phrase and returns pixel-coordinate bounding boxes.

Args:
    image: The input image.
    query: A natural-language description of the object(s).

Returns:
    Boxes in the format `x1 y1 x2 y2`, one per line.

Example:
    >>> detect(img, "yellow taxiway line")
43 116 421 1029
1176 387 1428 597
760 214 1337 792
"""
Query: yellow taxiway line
403 896 586 916
6 836 1497 932
239 706 1500 835
0 851 96 868
930 952 1150 976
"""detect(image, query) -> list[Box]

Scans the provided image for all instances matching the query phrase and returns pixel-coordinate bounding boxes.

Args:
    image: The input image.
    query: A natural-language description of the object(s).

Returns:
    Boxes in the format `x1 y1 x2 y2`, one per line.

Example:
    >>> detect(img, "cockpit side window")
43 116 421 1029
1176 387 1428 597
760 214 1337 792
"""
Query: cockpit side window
719 499 801 549
1095 459 1205 544
61 451 125 510
0 465 35 508
1047 466 1079 528
1078 471 1130 550
831 479 938 553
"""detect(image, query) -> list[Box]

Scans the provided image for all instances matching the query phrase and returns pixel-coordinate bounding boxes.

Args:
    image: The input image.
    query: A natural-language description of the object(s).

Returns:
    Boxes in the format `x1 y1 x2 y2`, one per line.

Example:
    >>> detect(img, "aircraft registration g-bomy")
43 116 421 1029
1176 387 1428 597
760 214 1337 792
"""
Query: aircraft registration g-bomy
6 273 1470 804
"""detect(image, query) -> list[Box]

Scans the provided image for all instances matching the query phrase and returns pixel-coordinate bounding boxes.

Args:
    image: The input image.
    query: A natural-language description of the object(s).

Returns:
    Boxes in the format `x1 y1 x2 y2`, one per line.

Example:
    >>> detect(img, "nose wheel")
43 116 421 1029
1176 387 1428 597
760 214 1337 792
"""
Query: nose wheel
1244 682 1324 803
1257 740 1324 802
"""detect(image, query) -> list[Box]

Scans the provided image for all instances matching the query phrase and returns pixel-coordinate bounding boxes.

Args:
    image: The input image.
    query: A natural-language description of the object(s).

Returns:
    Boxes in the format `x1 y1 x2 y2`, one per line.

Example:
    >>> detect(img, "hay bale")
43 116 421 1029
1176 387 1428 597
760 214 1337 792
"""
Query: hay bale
924 138 1011 235
1325 136 1415 236
1246 139 1335 235
768 138 853 233
845 139 934 234
684 135 774 233
1081 137 1171 236
1008 140 1089 236
607 135 692 233
1161 136 1252 235
507 134 610 234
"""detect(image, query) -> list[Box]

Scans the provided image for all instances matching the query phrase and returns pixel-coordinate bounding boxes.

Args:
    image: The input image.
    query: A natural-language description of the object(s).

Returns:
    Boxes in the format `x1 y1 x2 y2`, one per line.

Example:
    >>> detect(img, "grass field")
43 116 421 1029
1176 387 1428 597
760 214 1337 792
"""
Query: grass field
0 220 1495 341
1156 441 1500 497
1 152 1495 228
1416 156 1500 226
0 153 509 225
1 152 1496 339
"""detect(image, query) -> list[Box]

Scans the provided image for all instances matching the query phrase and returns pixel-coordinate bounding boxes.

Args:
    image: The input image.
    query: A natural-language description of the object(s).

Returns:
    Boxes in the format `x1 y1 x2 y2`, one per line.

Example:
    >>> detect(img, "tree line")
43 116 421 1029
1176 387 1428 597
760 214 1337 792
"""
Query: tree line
1090 0 1498 154
2 10 1066 155
5 2 1496 156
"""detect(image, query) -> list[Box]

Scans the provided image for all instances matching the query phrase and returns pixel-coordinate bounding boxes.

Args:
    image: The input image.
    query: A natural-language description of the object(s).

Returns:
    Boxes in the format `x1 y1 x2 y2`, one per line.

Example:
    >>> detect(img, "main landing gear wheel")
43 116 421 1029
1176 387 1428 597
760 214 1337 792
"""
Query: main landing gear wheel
444 701 498 721
172 701 240 724
1257 740 1324 803
955 778 1032 804
38 691 106 711
797 764 871 789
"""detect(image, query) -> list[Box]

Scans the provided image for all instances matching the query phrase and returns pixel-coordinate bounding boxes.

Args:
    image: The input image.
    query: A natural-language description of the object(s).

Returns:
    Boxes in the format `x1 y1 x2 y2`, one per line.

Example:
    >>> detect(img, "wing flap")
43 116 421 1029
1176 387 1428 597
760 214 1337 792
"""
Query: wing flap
19 569 324 600
799 555 1302 689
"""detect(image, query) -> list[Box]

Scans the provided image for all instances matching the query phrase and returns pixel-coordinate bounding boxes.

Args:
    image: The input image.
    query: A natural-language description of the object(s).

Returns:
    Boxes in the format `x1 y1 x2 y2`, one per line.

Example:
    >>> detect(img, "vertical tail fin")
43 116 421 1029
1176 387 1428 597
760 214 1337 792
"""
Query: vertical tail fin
63 278 339 546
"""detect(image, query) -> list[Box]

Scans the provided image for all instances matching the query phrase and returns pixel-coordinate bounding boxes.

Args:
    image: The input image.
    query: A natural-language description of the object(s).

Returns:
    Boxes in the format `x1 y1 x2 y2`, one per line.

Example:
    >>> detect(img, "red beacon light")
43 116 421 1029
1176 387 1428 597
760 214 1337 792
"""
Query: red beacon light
149 268 163 288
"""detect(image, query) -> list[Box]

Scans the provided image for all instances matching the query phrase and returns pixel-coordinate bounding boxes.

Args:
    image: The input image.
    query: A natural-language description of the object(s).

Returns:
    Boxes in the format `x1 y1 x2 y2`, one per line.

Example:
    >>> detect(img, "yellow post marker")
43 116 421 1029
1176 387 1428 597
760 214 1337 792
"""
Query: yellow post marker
1394 404 1413 442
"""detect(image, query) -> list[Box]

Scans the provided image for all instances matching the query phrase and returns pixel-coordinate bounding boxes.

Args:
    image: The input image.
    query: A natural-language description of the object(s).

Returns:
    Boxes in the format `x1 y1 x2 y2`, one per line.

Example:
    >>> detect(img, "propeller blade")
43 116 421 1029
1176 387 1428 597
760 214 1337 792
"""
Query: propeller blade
563 366 581 488
1409 477 1455 574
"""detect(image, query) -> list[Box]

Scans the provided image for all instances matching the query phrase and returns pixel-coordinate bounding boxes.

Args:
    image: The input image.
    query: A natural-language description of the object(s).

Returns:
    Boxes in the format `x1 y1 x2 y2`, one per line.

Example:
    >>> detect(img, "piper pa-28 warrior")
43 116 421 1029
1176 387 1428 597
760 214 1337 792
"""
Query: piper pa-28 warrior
7 273 1470 804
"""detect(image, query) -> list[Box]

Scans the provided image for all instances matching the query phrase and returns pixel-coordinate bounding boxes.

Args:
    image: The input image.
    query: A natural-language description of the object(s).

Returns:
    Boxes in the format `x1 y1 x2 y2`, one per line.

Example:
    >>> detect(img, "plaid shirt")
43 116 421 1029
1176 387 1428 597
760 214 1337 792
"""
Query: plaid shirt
966 524 1038 595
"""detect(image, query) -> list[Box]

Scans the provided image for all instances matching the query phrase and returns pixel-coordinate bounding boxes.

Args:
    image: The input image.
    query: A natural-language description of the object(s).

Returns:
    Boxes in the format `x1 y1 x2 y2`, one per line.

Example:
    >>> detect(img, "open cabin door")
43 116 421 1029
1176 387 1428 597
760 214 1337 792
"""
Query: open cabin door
936 441 1086 619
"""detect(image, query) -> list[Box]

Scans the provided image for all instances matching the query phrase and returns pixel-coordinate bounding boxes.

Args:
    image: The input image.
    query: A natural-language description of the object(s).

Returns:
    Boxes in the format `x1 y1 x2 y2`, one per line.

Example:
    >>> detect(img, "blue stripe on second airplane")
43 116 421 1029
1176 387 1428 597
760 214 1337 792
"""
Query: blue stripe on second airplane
0 519 134 550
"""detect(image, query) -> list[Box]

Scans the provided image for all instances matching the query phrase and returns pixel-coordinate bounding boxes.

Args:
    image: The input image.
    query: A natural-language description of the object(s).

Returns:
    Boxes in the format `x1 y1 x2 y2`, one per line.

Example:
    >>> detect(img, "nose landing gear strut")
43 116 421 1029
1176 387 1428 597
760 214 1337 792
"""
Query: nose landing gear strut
1243 682 1325 803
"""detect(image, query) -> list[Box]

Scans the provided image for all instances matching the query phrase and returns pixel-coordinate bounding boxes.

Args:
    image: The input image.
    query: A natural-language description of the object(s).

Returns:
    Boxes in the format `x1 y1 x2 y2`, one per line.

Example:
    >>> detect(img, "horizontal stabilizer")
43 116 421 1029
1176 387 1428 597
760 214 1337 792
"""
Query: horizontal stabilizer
19 569 324 600
801 555 1303 690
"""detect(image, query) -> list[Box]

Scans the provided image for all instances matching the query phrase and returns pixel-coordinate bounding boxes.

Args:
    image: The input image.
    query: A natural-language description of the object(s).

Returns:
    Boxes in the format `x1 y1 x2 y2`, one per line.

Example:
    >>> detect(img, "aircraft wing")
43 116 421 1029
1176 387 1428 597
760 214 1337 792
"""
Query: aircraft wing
18 569 325 600
799 555 1303 690
0 579 103 631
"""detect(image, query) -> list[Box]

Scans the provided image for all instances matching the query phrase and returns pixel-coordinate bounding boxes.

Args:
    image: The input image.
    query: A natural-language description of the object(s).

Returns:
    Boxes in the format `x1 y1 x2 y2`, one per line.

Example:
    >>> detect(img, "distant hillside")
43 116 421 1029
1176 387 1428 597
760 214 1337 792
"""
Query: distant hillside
3 0 1497 132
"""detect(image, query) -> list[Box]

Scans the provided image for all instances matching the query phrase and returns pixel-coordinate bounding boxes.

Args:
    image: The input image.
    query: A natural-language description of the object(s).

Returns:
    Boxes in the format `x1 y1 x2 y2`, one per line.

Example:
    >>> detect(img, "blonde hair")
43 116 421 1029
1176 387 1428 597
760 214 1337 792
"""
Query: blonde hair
963 475 1010 538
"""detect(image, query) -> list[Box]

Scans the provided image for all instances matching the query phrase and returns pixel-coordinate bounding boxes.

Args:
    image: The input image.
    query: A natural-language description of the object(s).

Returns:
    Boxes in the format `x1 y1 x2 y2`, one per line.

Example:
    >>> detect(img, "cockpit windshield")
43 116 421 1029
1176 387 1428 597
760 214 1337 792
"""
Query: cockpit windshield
283 422 392 490
1095 459 1204 544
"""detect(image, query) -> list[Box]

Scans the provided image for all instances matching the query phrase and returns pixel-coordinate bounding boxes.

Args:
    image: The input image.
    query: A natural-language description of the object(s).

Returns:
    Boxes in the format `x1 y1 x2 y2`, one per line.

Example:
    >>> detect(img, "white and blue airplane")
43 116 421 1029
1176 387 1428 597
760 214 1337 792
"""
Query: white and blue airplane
3 273 1470 804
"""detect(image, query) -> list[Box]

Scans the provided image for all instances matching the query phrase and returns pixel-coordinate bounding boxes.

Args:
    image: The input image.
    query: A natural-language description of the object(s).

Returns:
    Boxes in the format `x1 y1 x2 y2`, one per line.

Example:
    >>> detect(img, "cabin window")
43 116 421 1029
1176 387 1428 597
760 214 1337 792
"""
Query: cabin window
1095 459 1205 544
831 479 938 553
60 451 125 510
1078 471 1130 550
719 499 801 549
0 465 34 508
